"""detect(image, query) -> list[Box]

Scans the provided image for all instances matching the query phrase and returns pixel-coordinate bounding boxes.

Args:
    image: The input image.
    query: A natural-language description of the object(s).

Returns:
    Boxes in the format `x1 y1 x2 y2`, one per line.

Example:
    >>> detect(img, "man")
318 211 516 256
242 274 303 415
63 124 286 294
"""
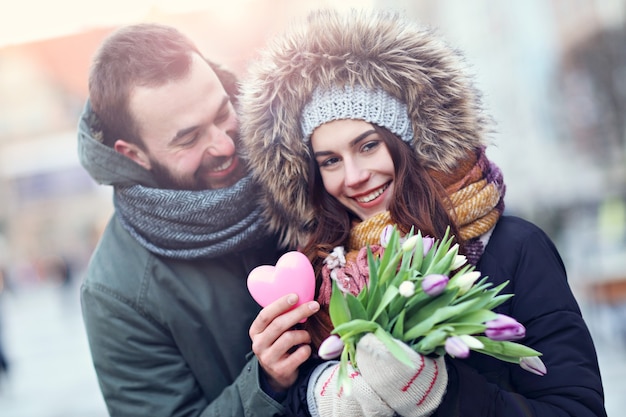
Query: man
78 23 318 416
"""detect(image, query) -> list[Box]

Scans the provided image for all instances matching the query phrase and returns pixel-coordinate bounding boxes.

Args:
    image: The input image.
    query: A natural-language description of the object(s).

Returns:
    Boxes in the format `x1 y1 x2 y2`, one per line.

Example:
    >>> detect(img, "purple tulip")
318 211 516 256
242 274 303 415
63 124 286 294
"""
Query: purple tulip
422 236 435 256
380 225 395 248
422 274 449 296
485 314 526 341
520 356 547 376
318 335 345 360
445 336 470 358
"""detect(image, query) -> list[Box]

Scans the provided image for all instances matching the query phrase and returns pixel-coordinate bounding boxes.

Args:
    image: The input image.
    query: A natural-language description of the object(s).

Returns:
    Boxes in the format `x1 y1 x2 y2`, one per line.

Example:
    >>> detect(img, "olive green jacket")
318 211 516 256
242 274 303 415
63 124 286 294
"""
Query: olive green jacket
82 215 285 416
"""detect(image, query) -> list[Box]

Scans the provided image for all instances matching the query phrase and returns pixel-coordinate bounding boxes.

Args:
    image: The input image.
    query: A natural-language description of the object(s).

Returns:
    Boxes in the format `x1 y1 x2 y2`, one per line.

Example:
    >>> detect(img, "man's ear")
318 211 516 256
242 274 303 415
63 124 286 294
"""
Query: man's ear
114 139 151 170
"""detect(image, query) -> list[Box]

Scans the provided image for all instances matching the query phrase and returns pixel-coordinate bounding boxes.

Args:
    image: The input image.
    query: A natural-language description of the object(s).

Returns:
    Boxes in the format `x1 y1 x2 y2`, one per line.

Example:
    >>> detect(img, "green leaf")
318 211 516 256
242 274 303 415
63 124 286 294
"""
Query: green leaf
414 327 449 353
451 309 497 325
366 287 382 318
378 227 400 272
452 290 496 312
391 309 406 339
364 246 379 285
332 319 380 337
474 336 542 358
404 298 480 340
364 247 382 316
430 226 453 265
376 308 390 329
431 298 481 323
403 290 430 311
388 284 411 318
390 268 410 289
379 251 404 285
345 293 368 321
485 294 514 310
338 345 351 394
411 230 424 271
419 245 437 276
438 323 487 335
424 241 458 276
375 327 413 367
329 280 351 328
372 285 399 321
434 346 446 356
405 288 459 329
473 349 521 364
403 317 435 340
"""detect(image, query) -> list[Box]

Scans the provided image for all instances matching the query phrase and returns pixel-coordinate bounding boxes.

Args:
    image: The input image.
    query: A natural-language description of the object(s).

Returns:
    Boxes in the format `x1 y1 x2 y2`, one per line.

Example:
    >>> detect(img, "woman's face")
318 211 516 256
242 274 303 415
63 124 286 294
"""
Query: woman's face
311 119 395 221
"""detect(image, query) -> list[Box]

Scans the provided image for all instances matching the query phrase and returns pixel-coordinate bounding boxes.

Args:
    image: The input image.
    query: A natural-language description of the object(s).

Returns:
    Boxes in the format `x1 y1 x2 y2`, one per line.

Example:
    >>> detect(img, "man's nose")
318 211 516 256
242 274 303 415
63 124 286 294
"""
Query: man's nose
205 125 236 156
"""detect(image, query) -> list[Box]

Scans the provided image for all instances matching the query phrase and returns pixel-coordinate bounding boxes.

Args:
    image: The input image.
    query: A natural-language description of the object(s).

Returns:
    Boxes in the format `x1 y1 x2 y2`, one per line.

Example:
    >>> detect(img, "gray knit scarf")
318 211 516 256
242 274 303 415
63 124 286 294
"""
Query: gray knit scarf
114 174 268 259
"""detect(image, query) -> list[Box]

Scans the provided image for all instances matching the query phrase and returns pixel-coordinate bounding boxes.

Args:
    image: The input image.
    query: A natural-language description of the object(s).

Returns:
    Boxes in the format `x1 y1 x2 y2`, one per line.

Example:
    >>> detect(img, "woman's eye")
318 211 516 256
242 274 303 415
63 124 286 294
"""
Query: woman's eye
319 156 340 168
361 140 381 152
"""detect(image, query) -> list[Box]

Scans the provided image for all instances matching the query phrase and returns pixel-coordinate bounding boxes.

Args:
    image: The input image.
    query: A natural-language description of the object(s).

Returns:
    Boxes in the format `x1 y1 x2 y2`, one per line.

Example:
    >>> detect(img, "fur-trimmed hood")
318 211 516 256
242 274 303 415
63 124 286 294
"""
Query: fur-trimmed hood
239 9 492 248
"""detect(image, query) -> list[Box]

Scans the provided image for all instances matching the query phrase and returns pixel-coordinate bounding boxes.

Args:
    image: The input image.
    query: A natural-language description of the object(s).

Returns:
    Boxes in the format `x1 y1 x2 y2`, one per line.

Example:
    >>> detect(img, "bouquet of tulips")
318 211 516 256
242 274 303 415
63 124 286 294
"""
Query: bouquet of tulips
318 225 546 391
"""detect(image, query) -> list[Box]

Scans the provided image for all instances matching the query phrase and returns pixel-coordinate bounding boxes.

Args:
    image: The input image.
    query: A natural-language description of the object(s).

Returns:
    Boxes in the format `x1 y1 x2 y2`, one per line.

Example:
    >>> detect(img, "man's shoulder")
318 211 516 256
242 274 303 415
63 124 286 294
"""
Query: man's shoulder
83 215 261 292
83 215 153 292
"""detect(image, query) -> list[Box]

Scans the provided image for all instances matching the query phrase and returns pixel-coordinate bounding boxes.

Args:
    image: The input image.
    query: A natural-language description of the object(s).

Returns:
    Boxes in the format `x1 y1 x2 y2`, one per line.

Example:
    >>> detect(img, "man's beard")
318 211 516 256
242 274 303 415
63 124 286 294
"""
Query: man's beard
149 155 246 191
148 134 245 191
150 159 204 191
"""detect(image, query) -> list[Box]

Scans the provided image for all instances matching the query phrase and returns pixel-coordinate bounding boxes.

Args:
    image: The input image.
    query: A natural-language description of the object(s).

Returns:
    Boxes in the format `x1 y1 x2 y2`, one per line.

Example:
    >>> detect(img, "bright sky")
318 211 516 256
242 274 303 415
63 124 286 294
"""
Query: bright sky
0 0 373 48
0 0 252 47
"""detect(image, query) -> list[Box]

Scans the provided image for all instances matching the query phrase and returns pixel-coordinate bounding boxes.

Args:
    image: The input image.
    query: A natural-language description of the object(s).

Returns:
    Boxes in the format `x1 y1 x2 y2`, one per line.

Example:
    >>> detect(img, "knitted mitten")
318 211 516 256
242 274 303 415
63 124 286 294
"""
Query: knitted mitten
307 360 395 417
356 333 448 417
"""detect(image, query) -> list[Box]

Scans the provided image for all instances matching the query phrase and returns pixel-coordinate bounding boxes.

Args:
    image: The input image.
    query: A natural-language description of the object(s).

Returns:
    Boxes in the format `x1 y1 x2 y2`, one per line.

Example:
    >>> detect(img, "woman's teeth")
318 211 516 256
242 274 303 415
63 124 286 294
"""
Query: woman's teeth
355 183 388 203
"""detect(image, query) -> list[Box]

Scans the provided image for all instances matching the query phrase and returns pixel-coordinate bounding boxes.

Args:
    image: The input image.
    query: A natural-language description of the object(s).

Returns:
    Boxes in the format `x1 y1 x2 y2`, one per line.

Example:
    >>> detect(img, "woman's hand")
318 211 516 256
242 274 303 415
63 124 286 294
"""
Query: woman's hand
356 333 448 417
249 293 320 392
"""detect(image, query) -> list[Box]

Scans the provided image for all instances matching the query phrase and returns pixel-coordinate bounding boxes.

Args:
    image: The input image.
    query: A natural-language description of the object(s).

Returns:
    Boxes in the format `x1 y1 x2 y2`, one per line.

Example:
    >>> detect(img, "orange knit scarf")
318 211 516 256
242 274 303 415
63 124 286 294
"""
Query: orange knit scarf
345 148 505 263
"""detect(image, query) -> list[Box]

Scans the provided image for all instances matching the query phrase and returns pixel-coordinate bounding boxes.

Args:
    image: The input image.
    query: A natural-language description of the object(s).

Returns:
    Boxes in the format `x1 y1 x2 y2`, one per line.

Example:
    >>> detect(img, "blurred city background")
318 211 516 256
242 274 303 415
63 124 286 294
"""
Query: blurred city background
0 0 624 415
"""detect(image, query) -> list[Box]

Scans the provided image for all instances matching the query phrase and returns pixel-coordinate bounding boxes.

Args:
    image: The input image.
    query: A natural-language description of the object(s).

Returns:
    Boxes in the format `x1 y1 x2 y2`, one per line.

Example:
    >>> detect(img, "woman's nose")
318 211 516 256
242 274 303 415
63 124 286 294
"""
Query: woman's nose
344 160 369 187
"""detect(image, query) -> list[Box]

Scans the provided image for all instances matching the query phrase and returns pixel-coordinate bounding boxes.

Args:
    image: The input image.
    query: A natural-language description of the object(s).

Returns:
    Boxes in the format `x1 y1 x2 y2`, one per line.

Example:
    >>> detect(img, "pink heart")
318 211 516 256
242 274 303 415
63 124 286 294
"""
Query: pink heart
247 251 316 312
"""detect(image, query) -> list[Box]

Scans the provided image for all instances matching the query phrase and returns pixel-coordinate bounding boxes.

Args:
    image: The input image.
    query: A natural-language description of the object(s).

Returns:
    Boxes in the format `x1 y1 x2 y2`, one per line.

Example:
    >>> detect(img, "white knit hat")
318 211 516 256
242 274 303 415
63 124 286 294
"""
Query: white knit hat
300 84 414 143
239 9 490 248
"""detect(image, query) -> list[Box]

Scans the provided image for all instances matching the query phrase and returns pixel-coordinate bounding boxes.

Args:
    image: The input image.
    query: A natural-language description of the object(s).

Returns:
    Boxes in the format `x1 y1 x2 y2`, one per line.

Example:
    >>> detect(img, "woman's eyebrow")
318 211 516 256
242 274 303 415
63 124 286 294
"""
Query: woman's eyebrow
314 129 377 157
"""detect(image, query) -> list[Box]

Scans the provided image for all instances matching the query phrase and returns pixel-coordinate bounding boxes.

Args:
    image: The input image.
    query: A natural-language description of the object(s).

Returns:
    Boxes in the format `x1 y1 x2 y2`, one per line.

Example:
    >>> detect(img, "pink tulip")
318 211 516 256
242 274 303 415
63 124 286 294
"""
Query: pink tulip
318 335 345 360
422 236 435 256
422 274 449 296
485 314 526 341
380 225 395 248
445 336 470 358
520 356 547 376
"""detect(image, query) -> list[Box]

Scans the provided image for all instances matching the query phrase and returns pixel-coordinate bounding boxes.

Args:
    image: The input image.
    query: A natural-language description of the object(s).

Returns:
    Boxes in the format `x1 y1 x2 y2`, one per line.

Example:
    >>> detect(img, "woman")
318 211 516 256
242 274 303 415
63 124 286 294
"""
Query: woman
239 9 606 417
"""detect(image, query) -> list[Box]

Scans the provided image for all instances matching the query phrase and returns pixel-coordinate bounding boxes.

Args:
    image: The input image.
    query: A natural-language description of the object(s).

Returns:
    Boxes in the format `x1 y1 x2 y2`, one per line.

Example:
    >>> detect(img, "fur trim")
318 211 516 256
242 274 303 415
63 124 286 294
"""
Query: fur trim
239 9 492 247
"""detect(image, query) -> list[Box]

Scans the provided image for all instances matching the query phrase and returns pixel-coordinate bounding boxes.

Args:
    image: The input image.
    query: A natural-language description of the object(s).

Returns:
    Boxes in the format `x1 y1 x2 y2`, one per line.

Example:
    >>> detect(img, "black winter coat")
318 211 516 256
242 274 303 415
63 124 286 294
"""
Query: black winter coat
434 216 606 416
287 216 607 417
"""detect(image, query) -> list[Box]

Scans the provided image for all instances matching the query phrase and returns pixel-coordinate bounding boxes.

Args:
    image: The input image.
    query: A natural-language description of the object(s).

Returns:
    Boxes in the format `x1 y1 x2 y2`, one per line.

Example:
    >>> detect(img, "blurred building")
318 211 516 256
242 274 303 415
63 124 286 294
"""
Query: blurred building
0 0 624 292
0 2 298 283
394 0 626 293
